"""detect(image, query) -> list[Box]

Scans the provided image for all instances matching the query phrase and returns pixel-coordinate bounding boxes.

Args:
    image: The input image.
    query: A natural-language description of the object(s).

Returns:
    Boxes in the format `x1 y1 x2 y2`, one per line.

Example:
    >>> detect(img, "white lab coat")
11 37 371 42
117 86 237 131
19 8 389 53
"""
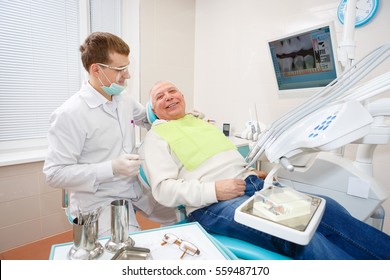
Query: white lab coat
43 82 165 235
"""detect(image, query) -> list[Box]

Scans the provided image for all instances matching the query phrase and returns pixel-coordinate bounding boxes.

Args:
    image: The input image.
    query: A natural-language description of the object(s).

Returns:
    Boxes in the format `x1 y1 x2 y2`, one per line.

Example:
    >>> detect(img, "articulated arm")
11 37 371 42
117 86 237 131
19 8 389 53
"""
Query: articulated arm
246 44 390 169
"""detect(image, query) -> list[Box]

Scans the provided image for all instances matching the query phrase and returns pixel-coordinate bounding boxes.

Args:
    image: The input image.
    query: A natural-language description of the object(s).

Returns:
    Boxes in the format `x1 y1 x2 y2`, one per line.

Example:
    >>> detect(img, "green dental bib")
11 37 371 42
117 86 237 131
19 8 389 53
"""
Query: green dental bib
152 115 236 171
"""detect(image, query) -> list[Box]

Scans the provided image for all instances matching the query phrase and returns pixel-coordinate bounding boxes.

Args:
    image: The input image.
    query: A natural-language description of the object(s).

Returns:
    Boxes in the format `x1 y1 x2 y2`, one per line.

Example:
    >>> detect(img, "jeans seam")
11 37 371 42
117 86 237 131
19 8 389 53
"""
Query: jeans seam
321 221 380 259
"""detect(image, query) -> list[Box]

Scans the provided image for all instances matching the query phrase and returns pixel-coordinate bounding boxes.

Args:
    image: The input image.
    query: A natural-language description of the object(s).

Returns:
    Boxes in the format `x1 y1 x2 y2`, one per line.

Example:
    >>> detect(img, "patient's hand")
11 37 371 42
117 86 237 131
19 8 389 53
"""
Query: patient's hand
215 179 246 201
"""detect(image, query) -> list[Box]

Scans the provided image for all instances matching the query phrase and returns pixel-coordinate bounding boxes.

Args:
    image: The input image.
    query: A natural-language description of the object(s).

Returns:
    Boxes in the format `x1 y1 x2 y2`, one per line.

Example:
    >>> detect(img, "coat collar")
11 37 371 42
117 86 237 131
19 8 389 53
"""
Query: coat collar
80 81 122 110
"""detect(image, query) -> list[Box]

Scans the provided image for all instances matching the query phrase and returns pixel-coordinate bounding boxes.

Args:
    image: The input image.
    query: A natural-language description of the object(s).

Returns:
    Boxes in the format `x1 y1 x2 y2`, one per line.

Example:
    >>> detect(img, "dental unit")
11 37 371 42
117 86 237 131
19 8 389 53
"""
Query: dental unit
241 43 390 236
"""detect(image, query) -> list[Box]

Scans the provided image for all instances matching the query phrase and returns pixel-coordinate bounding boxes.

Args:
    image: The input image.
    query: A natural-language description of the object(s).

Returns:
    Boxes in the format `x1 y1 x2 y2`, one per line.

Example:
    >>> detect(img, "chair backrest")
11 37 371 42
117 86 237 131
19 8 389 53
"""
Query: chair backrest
139 165 150 187
139 164 187 221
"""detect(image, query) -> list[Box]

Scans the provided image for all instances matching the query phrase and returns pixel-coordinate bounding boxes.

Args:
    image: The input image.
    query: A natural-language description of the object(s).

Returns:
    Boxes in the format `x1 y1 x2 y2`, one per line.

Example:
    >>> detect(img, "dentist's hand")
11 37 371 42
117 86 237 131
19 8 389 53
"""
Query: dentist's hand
112 154 142 177
187 109 205 119
215 179 246 201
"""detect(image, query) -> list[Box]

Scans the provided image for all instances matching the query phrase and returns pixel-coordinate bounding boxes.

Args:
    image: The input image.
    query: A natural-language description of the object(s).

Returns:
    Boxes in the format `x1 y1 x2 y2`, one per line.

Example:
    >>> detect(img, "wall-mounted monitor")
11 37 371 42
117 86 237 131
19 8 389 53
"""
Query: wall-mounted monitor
268 22 340 98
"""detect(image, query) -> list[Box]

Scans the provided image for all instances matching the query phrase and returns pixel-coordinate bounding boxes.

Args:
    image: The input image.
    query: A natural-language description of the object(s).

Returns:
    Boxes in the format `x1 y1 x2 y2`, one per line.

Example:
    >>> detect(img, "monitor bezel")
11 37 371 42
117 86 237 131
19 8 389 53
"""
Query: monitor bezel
267 21 341 99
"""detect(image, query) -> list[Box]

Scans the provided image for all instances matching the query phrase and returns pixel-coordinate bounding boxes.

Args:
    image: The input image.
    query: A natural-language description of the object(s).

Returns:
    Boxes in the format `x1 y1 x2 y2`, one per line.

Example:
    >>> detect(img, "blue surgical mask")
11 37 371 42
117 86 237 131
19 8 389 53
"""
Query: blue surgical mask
101 81 127 95
98 66 127 95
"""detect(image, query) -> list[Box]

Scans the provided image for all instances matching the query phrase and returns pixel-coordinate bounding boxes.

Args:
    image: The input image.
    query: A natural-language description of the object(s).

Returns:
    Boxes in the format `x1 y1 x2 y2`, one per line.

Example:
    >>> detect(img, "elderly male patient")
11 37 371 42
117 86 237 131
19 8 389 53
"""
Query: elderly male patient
139 81 390 260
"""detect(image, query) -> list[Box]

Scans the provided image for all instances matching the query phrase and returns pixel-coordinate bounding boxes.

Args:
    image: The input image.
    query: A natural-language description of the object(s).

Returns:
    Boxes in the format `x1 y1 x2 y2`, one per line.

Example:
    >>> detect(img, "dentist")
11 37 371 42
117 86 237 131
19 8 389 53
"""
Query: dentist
43 32 176 236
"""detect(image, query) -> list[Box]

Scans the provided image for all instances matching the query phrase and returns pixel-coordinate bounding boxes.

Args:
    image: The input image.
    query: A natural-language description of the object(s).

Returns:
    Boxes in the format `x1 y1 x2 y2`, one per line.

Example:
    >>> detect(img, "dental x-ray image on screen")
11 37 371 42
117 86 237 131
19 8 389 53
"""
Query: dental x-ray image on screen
268 22 340 97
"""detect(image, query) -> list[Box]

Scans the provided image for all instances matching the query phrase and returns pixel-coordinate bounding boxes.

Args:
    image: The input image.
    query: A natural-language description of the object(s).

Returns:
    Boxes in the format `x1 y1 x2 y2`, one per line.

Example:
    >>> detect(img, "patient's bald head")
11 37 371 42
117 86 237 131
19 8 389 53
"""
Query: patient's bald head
149 81 186 121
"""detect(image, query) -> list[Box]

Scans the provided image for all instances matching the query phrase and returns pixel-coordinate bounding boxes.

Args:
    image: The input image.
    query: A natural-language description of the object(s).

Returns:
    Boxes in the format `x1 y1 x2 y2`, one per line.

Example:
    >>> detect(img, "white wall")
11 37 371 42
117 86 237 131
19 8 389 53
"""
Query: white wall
194 0 390 234
194 0 390 131
0 162 72 252
139 0 196 110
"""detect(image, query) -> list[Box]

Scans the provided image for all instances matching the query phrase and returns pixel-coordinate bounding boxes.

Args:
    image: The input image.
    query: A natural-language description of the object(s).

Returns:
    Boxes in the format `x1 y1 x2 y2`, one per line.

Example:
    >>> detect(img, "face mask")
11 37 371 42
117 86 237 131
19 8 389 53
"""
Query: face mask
101 81 127 95
98 66 127 95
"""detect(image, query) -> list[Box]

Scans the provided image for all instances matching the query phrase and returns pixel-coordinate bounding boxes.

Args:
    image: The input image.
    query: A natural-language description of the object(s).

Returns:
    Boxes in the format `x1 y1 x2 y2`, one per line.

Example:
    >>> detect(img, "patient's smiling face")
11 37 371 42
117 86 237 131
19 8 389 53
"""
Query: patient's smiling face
150 81 186 120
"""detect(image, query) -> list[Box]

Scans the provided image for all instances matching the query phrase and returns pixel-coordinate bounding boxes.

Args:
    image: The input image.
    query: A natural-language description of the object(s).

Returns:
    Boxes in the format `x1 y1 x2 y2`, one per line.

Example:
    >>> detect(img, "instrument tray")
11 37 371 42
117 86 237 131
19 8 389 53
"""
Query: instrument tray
111 246 151 260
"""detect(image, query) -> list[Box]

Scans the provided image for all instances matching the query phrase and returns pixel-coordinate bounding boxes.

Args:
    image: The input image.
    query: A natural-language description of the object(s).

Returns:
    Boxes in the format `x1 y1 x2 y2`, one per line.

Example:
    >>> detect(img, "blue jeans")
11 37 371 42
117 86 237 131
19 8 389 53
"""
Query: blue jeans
188 175 390 259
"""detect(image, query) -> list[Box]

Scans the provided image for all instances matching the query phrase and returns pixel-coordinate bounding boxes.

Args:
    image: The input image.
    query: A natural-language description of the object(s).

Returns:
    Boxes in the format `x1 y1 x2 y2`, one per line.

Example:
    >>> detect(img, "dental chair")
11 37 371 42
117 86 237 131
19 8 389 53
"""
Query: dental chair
139 103 291 260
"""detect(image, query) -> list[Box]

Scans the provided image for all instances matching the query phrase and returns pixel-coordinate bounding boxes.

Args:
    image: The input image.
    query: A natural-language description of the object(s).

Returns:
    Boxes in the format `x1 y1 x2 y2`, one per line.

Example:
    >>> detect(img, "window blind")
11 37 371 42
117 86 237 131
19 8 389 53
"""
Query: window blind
0 0 81 142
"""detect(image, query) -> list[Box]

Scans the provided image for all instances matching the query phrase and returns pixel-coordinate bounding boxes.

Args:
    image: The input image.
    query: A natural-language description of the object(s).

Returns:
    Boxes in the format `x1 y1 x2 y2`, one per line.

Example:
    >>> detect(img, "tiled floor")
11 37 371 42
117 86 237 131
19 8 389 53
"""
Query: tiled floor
0 213 160 260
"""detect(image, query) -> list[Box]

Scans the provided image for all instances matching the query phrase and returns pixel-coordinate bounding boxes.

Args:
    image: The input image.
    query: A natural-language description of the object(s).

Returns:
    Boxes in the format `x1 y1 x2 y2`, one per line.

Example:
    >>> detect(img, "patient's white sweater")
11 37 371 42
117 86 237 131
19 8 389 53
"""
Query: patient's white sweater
139 119 256 215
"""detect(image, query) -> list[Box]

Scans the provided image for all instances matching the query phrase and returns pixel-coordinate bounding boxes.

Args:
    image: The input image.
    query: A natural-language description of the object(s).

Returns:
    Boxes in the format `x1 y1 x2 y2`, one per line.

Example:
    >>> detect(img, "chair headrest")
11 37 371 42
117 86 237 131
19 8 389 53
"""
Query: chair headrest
146 102 158 124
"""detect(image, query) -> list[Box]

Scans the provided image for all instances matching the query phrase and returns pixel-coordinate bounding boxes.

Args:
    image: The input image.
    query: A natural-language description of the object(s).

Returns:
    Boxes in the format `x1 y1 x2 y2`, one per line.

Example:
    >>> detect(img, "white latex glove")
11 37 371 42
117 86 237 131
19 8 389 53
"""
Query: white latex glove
112 154 142 177
188 109 205 119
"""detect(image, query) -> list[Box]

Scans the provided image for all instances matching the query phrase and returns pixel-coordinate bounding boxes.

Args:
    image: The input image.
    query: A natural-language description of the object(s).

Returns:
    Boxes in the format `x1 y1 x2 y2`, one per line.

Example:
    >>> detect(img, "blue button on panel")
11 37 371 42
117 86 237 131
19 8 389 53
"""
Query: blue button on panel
307 114 337 138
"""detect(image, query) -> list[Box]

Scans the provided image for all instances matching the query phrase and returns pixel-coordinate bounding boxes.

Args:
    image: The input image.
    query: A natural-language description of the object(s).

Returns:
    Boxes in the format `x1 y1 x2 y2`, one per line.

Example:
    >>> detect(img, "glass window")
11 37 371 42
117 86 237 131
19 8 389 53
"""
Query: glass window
0 0 122 160
0 0 81 143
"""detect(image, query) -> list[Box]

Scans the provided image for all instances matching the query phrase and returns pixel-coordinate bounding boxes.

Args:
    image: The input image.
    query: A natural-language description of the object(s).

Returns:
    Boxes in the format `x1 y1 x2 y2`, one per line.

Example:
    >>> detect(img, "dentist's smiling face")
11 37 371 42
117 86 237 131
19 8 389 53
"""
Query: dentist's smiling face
150 81 186 121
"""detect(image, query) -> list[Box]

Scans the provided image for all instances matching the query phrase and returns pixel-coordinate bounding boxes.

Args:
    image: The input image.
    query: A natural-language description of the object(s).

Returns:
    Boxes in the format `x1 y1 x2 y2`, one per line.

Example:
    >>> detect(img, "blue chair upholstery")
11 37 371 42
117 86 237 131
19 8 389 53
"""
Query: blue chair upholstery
210 233 291 260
